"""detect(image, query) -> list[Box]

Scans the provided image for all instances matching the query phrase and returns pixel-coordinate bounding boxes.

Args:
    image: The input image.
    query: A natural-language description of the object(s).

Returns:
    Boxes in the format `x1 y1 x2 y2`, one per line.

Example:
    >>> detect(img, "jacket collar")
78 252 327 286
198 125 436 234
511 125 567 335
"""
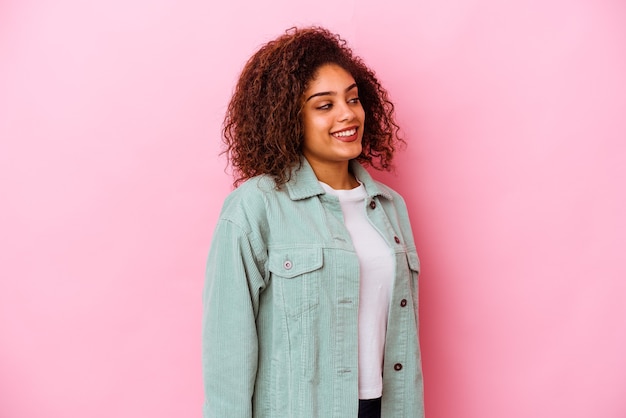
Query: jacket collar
285 158 393 201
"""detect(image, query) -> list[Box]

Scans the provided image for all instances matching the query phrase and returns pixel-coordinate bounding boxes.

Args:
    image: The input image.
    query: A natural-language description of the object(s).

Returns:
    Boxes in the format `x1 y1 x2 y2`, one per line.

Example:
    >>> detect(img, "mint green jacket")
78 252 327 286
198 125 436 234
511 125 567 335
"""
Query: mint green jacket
203 159 424 417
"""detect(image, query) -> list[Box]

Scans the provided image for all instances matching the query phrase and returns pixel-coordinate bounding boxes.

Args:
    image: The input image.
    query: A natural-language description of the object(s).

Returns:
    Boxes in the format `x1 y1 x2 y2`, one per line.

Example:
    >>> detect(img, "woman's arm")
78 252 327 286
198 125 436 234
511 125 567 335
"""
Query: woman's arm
202 219 266 418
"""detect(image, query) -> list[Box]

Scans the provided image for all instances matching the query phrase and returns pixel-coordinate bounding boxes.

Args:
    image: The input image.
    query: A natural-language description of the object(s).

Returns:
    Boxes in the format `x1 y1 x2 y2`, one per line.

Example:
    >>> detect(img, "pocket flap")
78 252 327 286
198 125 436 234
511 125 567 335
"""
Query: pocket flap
268 247 323 278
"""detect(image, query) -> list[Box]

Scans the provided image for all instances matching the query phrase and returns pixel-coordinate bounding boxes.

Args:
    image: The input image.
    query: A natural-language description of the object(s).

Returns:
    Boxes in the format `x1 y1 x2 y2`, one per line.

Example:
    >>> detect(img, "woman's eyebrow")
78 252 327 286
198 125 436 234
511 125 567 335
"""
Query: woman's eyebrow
305 83 358 102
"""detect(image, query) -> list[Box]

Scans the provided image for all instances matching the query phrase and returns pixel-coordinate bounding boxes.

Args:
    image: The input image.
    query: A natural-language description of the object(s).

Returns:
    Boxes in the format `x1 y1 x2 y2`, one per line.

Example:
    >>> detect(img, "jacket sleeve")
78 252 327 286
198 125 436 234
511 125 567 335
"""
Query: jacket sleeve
202 218 267 418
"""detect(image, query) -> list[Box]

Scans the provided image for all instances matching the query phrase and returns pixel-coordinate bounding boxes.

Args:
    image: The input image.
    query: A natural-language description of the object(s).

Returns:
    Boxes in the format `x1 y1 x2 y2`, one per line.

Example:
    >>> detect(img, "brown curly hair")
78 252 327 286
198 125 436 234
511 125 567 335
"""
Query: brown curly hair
223 26 403 187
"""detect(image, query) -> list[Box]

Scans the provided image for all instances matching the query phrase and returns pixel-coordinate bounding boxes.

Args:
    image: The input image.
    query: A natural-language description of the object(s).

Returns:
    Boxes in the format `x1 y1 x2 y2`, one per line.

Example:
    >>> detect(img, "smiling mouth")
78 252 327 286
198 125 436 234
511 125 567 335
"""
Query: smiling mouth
331 127 358 140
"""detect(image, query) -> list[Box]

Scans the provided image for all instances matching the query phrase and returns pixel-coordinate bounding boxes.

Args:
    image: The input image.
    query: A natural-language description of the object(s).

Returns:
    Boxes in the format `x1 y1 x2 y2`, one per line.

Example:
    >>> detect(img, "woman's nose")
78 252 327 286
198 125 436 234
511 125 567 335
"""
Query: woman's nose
337 102 356 122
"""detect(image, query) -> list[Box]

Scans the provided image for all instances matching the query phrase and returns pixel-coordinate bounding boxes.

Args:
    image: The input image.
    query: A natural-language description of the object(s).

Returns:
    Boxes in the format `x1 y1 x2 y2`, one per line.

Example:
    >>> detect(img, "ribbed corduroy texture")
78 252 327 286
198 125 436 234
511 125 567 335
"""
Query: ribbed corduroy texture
202 159 424 417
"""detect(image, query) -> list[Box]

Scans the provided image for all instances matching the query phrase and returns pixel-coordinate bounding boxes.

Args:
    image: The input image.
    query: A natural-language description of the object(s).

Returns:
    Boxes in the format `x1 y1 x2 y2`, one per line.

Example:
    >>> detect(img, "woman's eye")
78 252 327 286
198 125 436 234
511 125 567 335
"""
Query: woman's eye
349 97 360 104
317 103 332 110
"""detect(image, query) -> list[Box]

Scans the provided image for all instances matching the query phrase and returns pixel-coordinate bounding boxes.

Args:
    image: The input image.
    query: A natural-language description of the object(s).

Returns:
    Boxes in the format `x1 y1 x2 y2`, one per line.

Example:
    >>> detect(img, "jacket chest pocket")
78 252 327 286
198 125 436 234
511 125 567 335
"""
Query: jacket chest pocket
268 247 323 318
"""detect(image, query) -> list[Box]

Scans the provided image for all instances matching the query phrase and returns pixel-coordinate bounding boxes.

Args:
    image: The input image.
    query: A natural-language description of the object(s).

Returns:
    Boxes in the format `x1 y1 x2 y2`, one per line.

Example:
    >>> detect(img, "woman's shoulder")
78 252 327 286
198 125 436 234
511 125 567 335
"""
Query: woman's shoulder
229 174 277 197
218 175 279 223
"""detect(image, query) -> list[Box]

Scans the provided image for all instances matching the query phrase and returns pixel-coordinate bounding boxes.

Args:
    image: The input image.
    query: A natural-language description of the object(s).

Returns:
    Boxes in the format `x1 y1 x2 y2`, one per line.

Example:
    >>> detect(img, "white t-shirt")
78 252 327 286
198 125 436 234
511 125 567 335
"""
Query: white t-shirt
319 181 395 399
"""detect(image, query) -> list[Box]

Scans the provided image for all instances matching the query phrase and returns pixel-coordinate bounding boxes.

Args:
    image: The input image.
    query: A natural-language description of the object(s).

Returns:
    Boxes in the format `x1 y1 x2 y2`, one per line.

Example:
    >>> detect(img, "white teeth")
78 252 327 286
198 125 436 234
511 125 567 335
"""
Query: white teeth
333 128 356 137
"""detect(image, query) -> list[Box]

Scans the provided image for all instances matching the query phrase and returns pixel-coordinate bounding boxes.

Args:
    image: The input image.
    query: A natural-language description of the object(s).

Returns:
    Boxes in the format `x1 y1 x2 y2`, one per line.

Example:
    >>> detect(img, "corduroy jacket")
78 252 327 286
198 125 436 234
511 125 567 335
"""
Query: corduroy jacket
202 159 424 417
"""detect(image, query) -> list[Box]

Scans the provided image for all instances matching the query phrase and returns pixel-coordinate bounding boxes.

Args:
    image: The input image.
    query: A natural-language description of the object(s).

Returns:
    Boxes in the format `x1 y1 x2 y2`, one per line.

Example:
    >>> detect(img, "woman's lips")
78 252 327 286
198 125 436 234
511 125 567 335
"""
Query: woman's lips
331 127 359 142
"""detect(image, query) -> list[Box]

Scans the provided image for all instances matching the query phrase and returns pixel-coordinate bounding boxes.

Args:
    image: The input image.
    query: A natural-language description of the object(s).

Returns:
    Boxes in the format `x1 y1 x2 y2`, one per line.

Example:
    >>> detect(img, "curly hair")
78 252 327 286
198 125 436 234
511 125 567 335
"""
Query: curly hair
223 26 403 187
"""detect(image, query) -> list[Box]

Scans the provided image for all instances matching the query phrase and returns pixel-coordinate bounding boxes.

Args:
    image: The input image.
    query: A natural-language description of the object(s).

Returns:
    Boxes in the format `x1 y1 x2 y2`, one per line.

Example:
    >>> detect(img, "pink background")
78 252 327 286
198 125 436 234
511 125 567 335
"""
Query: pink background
2 0 625 417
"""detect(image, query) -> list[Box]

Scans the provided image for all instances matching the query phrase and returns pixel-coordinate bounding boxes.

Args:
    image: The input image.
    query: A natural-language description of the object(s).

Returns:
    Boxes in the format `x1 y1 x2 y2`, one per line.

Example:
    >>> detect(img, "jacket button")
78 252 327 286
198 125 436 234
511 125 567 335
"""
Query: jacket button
369 200 376 209
400 299 407 307
394 236 400 244
394 363 403 371
283 260 293 270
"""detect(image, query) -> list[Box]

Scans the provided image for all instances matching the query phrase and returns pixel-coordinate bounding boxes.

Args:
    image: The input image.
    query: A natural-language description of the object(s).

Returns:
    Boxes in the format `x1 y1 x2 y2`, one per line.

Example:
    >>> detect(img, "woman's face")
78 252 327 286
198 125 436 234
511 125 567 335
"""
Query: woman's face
300 64 365 171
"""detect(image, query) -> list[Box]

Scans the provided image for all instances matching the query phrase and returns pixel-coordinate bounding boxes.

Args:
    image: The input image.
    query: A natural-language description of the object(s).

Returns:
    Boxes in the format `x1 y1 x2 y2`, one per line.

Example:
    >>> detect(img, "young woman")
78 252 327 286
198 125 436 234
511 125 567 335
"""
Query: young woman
202 27 424 418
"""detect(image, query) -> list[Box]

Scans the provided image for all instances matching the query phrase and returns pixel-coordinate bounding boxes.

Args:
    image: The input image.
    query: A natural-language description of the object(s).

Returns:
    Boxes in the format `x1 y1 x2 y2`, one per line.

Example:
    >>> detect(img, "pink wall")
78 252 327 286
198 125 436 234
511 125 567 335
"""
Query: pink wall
1 0 625 417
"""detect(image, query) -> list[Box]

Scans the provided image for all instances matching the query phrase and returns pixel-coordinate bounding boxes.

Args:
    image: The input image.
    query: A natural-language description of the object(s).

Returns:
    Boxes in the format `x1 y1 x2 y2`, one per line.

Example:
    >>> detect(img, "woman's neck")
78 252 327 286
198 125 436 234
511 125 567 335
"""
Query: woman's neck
307 159 359 190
